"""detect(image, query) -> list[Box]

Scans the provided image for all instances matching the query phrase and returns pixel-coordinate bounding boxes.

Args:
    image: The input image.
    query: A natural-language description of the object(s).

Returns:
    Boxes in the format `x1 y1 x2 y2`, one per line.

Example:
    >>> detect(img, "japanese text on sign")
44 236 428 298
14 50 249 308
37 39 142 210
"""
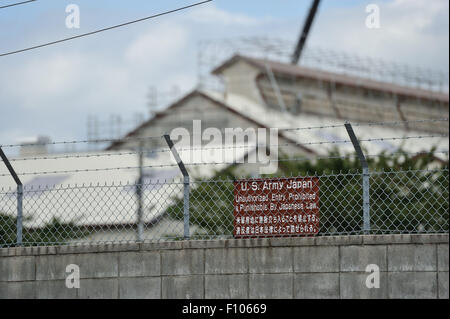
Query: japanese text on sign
233 177 320 238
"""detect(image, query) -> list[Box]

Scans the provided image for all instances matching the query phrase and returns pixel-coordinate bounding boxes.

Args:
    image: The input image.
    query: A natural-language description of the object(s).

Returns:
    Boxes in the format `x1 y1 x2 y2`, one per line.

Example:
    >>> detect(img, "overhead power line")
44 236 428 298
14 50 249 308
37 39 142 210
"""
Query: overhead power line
0 0 212 57
0 0 36 10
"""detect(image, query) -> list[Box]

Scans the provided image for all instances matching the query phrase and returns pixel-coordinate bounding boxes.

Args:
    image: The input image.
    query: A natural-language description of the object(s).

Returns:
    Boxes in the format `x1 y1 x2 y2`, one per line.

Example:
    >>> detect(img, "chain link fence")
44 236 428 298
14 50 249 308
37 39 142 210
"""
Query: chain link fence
1 119 448 247
1 168 448 247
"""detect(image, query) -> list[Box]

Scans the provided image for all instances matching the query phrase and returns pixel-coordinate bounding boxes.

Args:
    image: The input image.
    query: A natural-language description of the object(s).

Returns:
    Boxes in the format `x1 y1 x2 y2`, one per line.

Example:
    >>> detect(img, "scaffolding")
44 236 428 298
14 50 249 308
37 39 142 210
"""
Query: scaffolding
197 36 449 94
197 37 449 134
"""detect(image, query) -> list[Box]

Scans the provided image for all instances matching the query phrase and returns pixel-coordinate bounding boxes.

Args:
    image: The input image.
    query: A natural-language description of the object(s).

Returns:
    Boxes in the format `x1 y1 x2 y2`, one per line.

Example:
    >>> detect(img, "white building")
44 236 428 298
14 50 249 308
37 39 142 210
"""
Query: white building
108 55 449 164
1 54 448 244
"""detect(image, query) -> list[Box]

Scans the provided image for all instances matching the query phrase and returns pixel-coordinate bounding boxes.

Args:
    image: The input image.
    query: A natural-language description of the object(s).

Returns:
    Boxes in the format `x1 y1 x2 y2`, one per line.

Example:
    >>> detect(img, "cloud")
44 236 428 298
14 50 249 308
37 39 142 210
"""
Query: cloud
124 22 188 65
0 1 447 147
305 0 449 69
185 5 260 26
0 3 261 144
2 54 83 110
385 0 448 34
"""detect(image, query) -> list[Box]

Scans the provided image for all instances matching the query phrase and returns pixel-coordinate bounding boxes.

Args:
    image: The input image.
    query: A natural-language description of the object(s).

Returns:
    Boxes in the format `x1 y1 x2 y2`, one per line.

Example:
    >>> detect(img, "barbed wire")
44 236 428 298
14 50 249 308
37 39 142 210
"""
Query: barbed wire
1 118 447 150
350 118 449 128
357 134 448 143
0 134 164 149
177 133 449 153
1 150 447 178
6 149 171 162
1 133 447 164
280 118 449 132
0 164 179 177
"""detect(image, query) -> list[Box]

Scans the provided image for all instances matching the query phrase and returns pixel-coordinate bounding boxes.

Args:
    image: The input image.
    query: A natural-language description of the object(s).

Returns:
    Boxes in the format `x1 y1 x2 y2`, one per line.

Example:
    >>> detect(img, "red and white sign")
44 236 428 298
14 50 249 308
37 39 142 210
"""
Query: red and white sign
233 177 320 238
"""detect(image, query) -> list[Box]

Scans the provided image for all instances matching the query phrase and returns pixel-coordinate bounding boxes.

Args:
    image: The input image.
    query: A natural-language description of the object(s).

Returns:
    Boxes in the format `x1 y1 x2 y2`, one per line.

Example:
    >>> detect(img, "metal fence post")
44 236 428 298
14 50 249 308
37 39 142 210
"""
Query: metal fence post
0 147 23 246
164 134 190 240
344 122 371 233
136 142 144 242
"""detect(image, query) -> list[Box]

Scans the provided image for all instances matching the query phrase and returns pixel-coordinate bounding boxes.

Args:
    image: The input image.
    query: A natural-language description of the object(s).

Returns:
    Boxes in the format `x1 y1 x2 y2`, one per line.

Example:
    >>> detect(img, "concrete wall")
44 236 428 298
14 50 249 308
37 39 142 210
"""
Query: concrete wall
0 234 448 299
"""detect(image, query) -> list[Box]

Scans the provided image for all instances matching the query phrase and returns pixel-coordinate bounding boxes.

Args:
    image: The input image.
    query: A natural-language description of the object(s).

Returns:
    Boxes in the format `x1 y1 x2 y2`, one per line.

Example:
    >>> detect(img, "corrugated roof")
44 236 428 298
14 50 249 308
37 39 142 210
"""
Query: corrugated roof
106 90 314 155
0 145 258 229
202 90 449 158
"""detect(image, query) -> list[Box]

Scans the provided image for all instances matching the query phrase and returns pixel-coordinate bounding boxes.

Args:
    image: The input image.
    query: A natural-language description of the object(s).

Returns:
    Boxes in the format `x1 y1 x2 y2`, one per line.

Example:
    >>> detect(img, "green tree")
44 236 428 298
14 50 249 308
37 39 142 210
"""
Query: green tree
0 214 88 248
166 149 449 237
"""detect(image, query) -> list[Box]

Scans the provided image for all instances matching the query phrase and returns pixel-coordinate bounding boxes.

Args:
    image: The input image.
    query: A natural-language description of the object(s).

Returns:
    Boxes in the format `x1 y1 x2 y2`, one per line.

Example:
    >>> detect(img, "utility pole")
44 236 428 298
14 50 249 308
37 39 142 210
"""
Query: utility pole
291 0 321 65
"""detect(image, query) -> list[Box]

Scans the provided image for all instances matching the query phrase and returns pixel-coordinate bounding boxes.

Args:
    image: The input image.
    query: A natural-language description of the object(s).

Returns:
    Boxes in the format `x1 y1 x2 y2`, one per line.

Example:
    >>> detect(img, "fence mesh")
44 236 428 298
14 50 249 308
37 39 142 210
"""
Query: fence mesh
1 168 448 247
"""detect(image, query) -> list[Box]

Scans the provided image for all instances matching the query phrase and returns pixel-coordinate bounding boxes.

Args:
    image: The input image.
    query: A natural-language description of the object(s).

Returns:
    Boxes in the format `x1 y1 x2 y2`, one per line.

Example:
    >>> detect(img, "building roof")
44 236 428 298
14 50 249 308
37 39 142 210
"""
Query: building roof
107 87 448 162
212 55 449 103
106 90 315 155
2 91 447 232
0 147 248 229
203 90 449 158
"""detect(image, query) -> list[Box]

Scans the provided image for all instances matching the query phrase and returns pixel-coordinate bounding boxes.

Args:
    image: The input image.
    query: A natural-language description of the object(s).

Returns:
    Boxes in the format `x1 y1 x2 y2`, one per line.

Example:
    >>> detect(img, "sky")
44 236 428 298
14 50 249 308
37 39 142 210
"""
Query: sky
0 0 448 155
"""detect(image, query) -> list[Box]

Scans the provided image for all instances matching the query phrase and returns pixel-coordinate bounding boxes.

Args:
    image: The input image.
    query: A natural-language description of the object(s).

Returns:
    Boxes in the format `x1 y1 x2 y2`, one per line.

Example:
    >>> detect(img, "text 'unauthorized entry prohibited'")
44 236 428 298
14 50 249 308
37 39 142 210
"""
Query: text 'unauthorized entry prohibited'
234 177 320 238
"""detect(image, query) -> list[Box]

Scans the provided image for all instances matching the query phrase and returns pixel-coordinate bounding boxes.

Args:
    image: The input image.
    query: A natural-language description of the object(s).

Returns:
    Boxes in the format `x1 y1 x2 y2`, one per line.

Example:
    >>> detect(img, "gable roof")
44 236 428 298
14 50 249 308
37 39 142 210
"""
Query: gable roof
106 87 448 164
106 90 315 155
212 55 449 103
